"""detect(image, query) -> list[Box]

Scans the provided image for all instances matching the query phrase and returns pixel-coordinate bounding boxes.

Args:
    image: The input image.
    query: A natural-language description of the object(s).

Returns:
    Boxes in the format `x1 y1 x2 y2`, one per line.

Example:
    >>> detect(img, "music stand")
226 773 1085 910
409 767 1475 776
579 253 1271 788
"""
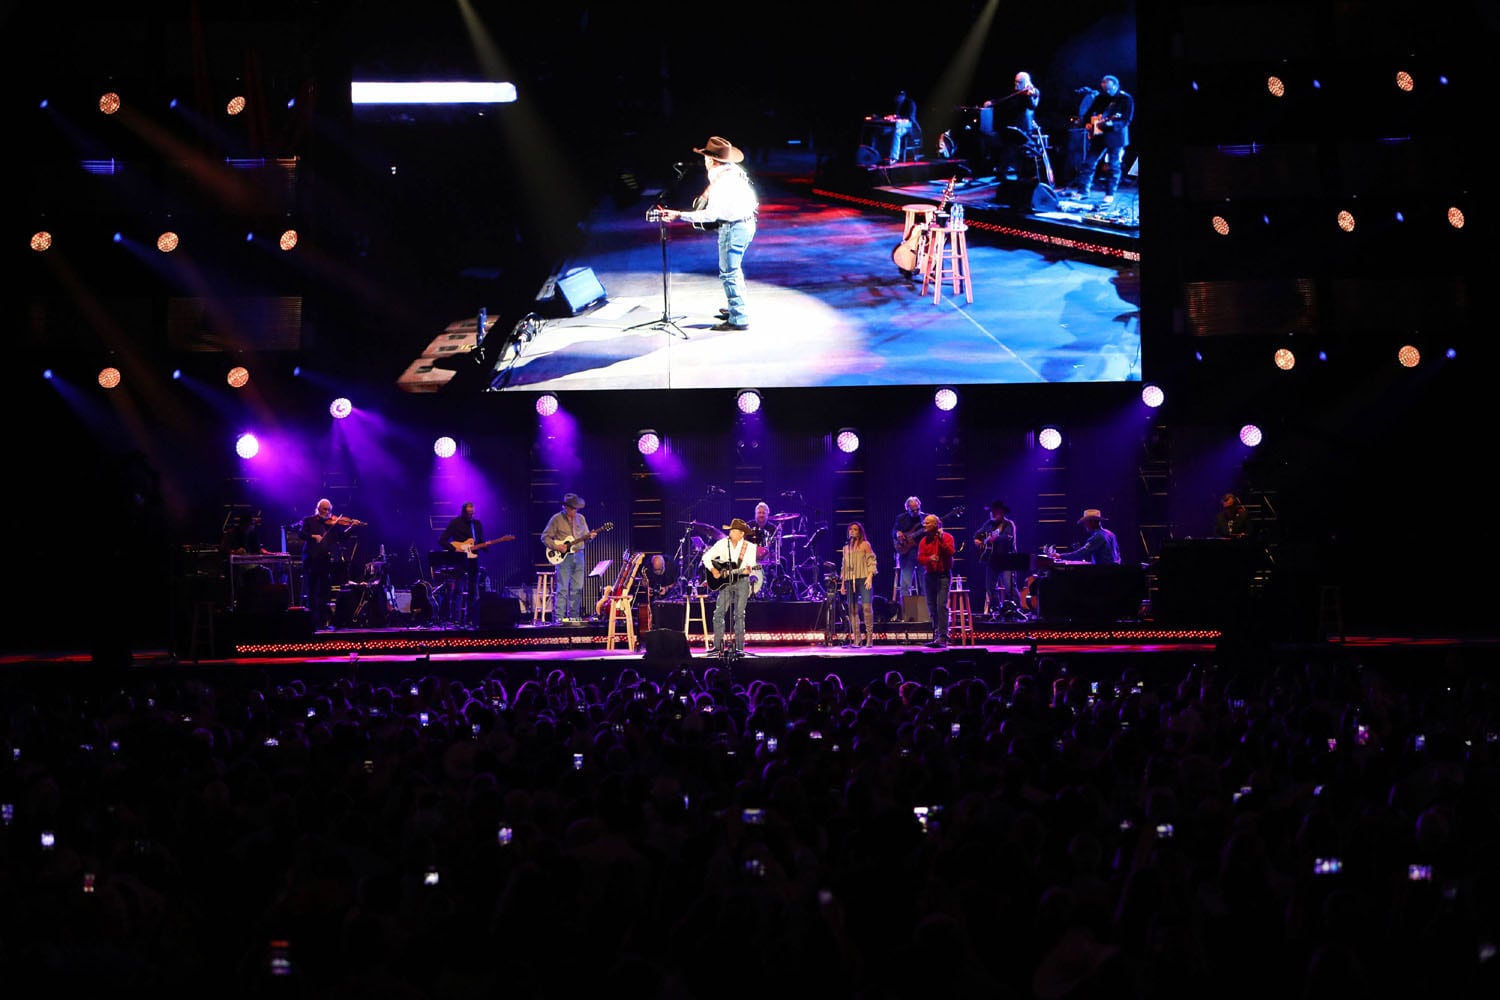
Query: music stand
626 208 689 339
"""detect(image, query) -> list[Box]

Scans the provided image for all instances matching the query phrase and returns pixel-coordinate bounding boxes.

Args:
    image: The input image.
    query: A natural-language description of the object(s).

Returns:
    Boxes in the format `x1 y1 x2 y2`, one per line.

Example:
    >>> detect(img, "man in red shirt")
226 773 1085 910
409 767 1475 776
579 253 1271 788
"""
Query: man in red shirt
916 513 955 648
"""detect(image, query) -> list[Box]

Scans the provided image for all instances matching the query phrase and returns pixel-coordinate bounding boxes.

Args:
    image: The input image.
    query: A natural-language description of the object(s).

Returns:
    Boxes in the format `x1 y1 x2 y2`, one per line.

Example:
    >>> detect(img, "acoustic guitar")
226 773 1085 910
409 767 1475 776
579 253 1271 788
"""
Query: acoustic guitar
892 176 957 275
893 506 965 555
646 193 717 232
545 522 614 566
449 534 516 558
704 559 753 591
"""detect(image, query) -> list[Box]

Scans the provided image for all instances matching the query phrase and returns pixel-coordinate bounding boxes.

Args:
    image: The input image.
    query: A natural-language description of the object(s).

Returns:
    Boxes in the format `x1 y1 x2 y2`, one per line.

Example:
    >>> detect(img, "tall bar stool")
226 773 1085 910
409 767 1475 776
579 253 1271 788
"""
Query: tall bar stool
605 594 637 651
896 203 936 275
920 205 973 305
533 571 555 624
683 585 711 648
947 574 975 646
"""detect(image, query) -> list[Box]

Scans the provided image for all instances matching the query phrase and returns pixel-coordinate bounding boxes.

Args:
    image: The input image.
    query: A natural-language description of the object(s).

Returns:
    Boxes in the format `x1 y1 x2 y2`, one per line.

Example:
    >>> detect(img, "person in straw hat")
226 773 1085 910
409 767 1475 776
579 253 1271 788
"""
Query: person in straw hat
542 493 597 623
654 136 759 331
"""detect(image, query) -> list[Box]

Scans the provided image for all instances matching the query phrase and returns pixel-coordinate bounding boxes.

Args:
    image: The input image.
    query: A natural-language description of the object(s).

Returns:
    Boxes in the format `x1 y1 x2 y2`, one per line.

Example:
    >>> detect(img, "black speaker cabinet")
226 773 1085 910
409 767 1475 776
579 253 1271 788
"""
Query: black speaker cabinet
555 267 606 316
479 594 522 629
996 178 1058 211
641 628 692 664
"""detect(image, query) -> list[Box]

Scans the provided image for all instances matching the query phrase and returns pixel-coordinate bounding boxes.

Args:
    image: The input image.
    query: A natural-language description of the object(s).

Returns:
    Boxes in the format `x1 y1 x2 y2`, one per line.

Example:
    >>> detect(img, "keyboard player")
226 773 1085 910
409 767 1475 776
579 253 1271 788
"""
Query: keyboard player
1049 508 1121 565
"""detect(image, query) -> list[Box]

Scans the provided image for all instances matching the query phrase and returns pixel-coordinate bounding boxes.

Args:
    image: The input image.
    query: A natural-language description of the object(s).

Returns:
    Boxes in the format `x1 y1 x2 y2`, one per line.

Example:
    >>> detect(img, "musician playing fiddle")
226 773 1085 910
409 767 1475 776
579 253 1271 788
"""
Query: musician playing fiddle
301 498 365 629
985 70 1041 181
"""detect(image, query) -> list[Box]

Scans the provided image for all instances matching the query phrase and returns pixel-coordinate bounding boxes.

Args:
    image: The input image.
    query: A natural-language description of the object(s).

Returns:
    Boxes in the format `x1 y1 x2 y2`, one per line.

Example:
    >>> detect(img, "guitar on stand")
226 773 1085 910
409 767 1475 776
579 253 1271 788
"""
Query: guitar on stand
545 522 614 566
893 175 958 276
1031 122 1055 187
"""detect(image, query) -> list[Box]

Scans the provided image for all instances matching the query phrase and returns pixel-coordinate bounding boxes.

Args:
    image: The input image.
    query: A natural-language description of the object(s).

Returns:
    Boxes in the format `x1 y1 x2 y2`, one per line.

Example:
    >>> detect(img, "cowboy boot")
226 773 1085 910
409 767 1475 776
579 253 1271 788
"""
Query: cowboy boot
864 621 874 647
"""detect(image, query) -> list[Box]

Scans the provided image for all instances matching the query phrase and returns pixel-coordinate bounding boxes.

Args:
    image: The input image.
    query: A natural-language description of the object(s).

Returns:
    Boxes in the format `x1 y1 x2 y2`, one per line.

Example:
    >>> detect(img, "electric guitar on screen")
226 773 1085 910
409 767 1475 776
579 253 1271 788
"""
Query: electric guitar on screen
449 534 516 559
545 523 614 566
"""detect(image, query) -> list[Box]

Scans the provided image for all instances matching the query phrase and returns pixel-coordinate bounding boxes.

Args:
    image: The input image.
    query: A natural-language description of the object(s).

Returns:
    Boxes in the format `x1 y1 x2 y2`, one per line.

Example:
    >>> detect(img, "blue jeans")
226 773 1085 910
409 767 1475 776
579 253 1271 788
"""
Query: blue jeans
718 218 755 325
844 578 873 633
713 575 753 652
924 571 951 643
556 552 585 621
896 551 922 599
982 562 1016 613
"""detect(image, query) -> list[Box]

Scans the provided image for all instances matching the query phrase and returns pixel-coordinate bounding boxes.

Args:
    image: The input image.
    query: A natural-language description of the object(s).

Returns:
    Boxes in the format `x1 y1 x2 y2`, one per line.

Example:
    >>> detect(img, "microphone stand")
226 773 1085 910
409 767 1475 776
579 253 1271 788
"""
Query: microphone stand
627 163 690 340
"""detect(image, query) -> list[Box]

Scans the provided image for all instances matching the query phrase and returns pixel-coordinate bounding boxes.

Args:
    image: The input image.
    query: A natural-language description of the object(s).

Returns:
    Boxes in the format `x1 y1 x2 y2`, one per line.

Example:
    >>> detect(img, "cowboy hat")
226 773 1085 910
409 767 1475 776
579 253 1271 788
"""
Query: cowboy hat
563 493 586 510
1078 508 1104 523
989 499 1010 512
694 136 744 163
724 517 753 534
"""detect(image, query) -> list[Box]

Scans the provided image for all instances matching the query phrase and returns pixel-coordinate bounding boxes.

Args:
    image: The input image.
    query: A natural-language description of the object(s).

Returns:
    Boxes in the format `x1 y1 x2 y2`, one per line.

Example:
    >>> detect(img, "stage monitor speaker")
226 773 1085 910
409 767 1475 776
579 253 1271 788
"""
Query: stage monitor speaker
855 144 881 166
997 179 1059 211
479 594 522 629
1030 182 1059 211
641 628 692 664
555 267 606 316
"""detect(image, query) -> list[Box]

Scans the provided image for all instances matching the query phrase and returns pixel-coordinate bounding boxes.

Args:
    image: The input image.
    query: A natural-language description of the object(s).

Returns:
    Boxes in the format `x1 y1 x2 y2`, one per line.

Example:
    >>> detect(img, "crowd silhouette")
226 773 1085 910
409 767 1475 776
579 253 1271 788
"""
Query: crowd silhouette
1 646 1496 997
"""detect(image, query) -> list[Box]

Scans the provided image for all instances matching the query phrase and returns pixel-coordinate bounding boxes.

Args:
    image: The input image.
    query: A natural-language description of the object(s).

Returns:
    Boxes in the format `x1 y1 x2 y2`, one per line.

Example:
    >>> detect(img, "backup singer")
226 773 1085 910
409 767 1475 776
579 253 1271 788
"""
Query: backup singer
654 136 759 331
703 517 759 657
838 522 878 647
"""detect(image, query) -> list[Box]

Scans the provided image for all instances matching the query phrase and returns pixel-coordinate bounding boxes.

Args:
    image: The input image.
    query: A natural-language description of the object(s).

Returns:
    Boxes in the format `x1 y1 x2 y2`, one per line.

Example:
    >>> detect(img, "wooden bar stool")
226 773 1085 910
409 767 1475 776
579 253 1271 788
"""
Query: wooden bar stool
947 574 975 646
894 203 935 276
683 587 711 648
533 571 555 624
920 207 973 305
605 595 636 651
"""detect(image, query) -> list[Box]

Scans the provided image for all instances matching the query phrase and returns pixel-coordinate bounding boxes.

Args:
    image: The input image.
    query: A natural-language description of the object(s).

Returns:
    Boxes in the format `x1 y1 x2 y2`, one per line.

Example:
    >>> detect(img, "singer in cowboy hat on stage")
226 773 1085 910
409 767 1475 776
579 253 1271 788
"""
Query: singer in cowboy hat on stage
702 517 759 657
653 136 759 332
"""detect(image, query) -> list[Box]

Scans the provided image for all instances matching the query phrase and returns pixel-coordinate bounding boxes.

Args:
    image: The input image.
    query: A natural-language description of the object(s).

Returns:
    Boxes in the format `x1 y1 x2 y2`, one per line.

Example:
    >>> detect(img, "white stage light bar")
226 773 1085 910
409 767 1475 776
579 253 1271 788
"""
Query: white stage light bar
350 81 517 105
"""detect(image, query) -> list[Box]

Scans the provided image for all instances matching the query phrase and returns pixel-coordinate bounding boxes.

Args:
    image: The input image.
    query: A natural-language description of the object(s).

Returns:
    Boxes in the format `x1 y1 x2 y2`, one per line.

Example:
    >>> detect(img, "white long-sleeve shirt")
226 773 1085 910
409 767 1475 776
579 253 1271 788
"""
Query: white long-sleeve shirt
678 162 759 226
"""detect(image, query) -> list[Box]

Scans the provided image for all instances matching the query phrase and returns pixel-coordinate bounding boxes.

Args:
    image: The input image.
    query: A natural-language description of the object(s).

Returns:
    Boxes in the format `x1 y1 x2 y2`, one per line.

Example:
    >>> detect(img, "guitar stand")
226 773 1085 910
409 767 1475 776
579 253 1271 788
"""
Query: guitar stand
626 211 689 339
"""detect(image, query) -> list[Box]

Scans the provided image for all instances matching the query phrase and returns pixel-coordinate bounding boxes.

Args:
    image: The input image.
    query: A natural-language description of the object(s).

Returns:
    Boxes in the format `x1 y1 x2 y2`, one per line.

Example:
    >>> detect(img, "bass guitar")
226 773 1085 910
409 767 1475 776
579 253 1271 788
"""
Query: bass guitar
545 522 613 566
893 175 957 275
449 534 516 558
893 506 965 555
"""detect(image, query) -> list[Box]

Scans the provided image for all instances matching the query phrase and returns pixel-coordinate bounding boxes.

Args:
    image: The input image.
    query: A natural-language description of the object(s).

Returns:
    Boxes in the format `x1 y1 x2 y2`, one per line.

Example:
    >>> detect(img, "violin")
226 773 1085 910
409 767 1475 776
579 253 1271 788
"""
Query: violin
323 515 366 527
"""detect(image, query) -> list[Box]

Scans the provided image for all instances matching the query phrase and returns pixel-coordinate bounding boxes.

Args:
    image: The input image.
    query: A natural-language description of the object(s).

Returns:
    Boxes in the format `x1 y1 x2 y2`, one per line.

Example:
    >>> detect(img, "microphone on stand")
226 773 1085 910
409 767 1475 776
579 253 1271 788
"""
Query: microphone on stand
707 485 727 495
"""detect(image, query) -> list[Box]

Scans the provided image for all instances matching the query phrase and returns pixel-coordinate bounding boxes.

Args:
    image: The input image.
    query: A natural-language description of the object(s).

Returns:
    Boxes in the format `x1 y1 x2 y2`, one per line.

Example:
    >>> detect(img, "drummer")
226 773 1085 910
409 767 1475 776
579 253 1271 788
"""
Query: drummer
750 502 779 562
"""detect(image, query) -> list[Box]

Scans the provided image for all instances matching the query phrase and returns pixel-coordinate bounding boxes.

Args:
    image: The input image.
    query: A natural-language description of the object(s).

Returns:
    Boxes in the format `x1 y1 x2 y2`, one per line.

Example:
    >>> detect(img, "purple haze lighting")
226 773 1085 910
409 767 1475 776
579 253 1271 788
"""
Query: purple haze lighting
934 387 958 411
636 430 661 455
236 433 260 459
434 436 458 459
329 397 353 419
836 429 860 453
536 393 559 416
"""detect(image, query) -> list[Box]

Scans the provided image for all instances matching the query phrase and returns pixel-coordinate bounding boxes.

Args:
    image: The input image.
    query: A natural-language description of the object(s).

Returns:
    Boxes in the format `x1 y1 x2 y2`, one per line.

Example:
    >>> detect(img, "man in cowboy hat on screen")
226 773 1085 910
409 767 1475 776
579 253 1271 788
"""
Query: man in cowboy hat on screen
654 136 759 332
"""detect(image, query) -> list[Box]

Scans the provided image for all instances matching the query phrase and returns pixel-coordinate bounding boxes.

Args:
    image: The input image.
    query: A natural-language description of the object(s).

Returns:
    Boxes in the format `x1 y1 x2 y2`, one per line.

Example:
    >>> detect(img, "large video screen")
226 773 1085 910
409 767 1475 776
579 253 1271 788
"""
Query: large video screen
381 3 1141 394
